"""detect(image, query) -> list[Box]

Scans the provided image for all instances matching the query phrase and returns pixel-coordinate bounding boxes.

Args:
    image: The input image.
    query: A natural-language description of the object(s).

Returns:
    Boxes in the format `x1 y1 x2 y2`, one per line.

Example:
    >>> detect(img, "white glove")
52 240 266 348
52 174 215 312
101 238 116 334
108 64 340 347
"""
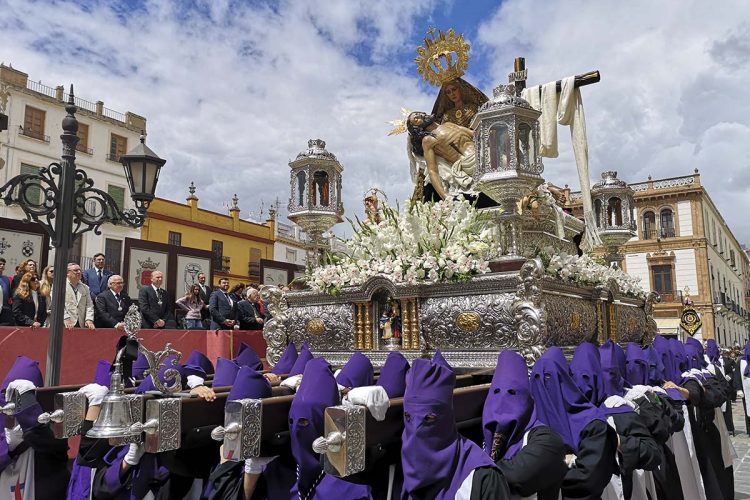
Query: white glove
5 379 36 402
565 454 577 468
124 442 145 466
186 375 205 390
624 385 652 402
78 383 109 406
244 456 278 474
603 395 635 410
280 375 303 391
738 391 745 399
4 425 23 451
344 386 390 421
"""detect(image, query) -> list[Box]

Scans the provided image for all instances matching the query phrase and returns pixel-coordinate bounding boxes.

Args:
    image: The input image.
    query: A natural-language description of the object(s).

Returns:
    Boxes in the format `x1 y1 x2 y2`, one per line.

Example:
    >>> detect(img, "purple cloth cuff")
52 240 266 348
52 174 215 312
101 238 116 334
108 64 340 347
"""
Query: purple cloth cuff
15 402 42 431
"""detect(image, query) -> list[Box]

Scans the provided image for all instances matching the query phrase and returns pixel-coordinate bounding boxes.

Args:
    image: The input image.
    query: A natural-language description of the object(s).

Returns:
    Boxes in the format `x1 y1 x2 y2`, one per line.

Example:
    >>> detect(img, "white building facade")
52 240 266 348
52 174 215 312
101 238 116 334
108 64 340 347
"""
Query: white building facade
0 64 145 274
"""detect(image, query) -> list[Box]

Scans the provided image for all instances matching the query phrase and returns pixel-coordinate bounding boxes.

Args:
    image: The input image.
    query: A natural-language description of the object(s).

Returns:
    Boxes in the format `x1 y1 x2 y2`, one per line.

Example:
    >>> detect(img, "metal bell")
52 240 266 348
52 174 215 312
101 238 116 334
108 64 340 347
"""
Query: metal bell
87 367 139 439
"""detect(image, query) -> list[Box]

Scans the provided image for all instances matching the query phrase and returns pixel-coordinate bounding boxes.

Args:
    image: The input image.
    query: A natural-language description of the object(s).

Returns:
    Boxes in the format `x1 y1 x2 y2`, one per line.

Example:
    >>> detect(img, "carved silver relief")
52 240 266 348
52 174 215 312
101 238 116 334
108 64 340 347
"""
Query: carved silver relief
261 285 289 368
616 303 647 344
511 259 548 365
420 294 516 350
286 303 354 350
545 294 597 346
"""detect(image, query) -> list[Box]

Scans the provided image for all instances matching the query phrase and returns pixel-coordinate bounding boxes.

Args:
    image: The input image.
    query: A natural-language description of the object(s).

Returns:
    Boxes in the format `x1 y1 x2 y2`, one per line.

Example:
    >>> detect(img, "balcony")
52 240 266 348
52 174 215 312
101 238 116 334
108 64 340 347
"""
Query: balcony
642 229 656 240
660 228 676 238
75 143 93 155
18 126 49 143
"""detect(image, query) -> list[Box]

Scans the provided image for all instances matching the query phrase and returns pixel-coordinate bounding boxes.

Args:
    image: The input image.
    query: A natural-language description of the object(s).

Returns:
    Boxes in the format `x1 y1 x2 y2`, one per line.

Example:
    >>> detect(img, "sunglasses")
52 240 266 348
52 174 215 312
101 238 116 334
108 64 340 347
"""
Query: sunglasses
30 278 39 282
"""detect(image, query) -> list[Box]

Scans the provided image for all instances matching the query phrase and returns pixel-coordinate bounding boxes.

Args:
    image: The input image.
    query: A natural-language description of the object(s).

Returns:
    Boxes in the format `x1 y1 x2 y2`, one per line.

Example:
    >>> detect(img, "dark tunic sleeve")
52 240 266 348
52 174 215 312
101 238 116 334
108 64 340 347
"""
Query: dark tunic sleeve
209 461 244 500
469 466 511 500
497 426 567 498
76 419 112 468
631 397 670 444
15 403 70 499
662 397 685 433
612 411 661 474
562 419 619 500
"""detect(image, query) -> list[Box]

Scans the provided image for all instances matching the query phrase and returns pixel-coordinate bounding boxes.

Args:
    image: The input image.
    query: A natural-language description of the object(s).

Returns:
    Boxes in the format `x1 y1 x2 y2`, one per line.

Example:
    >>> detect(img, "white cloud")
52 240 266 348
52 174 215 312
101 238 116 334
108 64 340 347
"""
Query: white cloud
477 0 750 244
2 0 750 248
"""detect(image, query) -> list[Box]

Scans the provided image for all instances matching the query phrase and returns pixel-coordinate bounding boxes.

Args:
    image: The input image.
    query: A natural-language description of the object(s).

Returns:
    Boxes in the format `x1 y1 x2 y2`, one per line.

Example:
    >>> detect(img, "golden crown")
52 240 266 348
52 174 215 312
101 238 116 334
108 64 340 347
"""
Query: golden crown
415 27 470 87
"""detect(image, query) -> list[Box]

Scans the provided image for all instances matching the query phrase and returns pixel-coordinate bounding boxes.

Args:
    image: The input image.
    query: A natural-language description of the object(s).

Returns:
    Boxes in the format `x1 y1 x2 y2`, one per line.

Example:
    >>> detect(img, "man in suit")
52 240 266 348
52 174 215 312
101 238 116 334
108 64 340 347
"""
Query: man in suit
196 272 212 328
209 277 237 330
94 274 133 330
82 252 112 299
0 257 12 325
138 270 176 329
64 263 95 329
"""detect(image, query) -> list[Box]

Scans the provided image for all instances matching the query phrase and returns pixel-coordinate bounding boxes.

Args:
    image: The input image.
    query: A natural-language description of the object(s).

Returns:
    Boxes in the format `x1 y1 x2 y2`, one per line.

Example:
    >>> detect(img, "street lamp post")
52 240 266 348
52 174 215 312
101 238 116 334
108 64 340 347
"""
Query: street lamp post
0 86 166 385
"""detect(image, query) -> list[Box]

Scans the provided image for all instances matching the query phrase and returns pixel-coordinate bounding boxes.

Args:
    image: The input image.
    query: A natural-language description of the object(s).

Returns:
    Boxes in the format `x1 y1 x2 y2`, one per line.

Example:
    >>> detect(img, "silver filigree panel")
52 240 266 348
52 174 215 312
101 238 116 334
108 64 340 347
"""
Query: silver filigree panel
420 293 516 350
616 304 646 344
545 295 597 346
286 304 355 350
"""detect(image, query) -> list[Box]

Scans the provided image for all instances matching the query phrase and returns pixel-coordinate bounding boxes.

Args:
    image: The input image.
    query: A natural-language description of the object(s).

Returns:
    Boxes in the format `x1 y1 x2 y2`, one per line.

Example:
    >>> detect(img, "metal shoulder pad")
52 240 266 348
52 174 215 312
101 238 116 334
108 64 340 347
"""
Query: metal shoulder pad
312 404 366 477
211 398 262 461
37 391 86 438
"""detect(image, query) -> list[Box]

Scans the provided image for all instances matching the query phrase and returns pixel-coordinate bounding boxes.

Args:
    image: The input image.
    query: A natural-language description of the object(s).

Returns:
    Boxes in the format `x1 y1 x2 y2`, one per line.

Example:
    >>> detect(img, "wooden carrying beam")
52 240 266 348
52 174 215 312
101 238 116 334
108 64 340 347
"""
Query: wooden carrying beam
316 383 490 478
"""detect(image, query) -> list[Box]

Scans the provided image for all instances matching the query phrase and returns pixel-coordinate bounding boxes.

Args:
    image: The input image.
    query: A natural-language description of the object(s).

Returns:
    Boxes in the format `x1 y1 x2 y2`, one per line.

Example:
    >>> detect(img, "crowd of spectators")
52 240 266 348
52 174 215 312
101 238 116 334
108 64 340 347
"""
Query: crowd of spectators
0 254 270 331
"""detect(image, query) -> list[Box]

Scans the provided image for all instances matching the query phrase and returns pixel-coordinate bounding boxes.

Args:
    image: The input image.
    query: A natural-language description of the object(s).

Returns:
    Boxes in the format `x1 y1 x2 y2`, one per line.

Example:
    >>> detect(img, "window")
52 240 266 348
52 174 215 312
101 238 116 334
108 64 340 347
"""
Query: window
23 106 46 141
594 199 602 228
168 231 182 246
312 171 330 206
105 239 122 275
76 123 90 154
652 265 674 298
286 248 298 262
296 172 306 206
249 248 261 282
19 164 43 205
606 197 622 226
642 211 656 239
109 133 127 161
212 240 223 270
107 185 125 213
660 208 675 238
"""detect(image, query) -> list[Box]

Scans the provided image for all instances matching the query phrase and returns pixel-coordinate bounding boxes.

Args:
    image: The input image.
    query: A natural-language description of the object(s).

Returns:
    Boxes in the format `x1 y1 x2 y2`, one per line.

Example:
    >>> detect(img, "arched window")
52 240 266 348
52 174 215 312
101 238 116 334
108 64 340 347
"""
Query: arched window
296 171 306 206
642 211 655 239
606 197 622 226
313 171 330 206
660 208 675 238
594 199 602 228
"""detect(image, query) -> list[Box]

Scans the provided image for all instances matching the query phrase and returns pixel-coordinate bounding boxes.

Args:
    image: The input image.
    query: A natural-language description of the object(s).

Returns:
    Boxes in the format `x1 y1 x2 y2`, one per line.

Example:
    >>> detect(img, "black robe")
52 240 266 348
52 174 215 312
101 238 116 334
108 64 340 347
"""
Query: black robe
7 403 71 500
610 411 661 500
561 419 619 500
683 378 733 500
496 426 567 500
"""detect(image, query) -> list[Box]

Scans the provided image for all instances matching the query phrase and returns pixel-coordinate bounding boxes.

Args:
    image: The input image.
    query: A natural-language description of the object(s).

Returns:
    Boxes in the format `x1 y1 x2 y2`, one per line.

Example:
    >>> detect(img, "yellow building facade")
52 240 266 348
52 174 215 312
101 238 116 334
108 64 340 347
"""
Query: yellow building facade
141 188 275 286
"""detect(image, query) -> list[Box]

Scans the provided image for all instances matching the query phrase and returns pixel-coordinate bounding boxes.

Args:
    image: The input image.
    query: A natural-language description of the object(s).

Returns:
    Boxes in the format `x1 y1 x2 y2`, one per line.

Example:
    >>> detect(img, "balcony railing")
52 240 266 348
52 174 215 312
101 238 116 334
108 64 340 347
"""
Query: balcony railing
75 143 93 155
642 229 655 240
106 153 121 162
18 126 50 143
660 228 676 238
657 292 676 303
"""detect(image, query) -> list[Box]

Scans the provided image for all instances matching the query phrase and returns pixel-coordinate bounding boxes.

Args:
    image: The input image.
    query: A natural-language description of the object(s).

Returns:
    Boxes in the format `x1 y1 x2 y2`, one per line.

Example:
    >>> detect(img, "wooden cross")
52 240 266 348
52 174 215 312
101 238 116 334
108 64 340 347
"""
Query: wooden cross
509 57 601 97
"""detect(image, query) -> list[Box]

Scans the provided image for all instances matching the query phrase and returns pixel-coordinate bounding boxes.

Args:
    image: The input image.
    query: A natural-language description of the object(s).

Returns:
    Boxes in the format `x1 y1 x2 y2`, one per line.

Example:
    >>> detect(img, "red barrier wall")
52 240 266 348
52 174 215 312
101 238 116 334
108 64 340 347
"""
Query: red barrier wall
0 327 268 384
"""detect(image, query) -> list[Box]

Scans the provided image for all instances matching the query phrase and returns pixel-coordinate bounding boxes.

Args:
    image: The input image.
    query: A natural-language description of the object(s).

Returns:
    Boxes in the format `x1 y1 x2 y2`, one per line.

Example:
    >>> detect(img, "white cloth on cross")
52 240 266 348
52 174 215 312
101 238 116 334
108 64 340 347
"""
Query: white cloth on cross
522 78 602 250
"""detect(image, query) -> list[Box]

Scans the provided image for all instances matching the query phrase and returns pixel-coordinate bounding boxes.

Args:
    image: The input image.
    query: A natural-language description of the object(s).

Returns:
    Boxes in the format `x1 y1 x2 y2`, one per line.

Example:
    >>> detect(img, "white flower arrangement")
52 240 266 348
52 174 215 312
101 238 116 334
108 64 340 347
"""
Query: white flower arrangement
308 198 497 295
538 246 646 299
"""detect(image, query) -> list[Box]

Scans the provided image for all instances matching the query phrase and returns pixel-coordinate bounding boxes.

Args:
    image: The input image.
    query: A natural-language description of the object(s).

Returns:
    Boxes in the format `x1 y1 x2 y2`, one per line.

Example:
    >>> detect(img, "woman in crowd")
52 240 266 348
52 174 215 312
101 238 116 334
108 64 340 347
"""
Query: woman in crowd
39 265 53 325
10 259 36 294
11 272 46 327
176 284 205 329
228 283 247 303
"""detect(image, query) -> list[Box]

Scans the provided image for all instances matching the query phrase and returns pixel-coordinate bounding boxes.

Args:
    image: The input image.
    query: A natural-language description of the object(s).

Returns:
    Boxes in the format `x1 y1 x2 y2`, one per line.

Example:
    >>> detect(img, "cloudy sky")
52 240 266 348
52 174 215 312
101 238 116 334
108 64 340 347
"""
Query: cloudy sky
2 0 749 243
